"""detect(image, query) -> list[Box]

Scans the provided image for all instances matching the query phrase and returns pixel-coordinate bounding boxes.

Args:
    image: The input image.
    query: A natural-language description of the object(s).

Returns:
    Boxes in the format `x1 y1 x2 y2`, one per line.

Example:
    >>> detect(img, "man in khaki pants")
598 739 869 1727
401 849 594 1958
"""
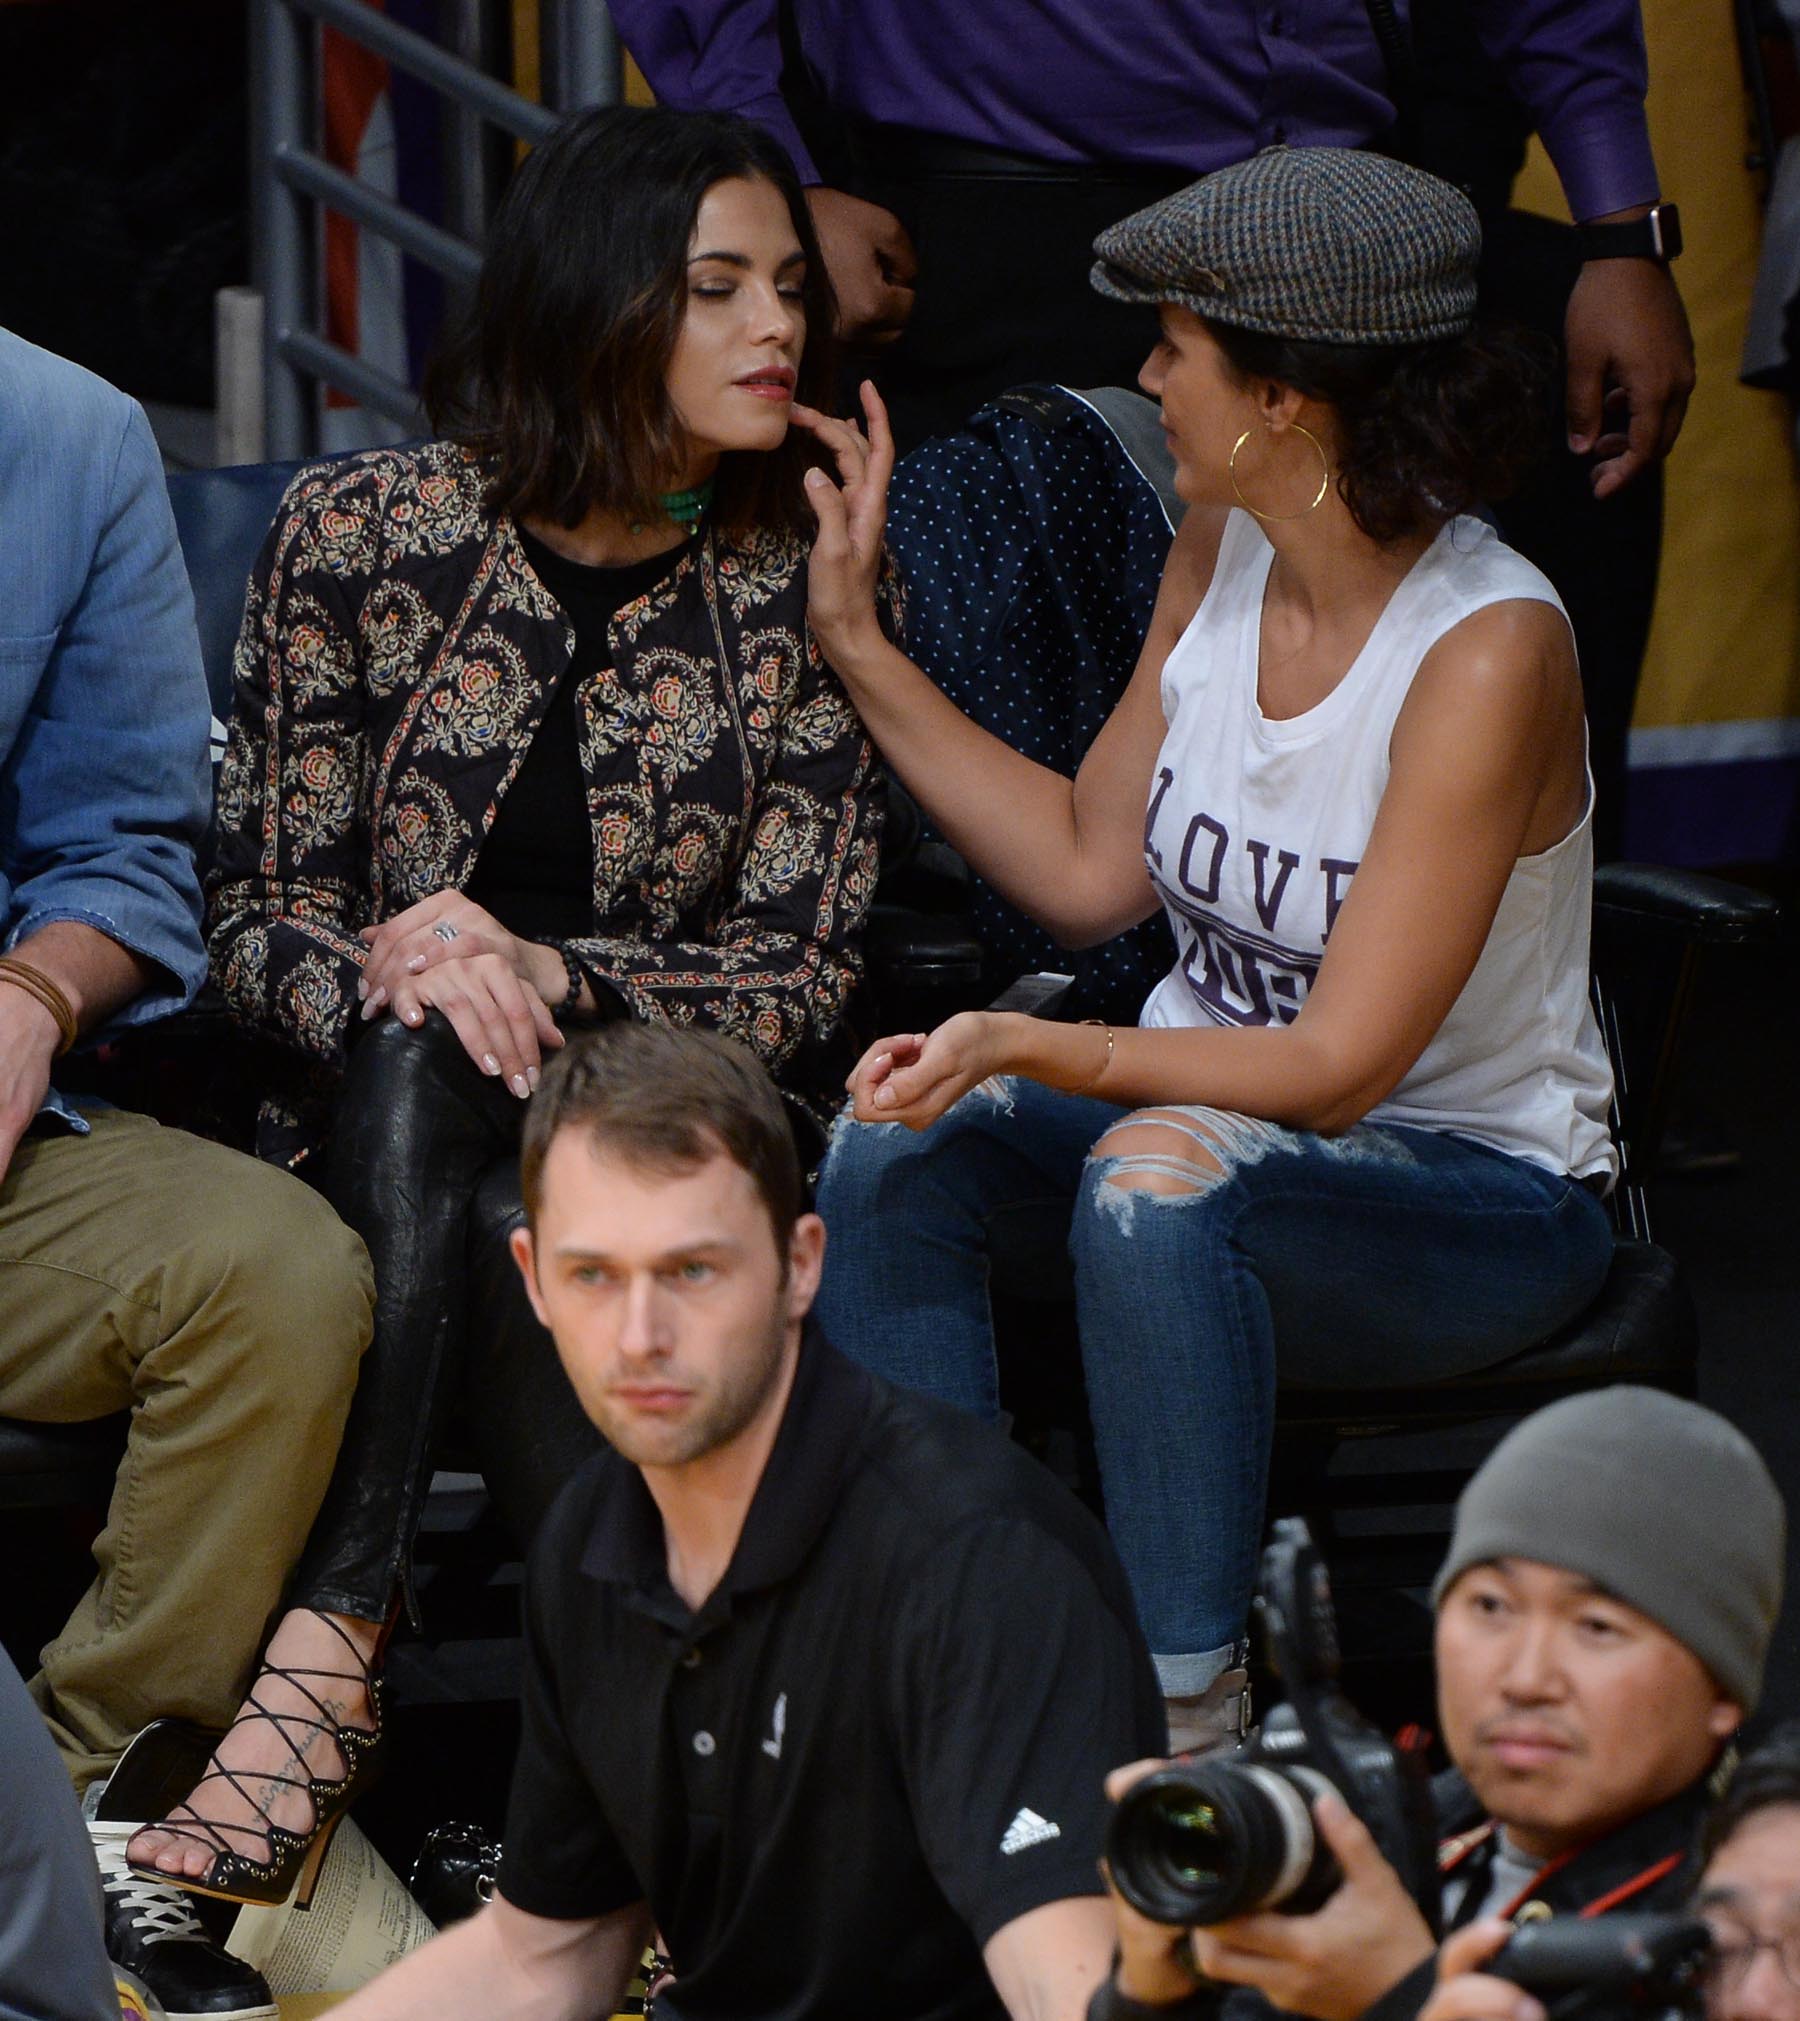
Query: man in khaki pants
0 325 374 2018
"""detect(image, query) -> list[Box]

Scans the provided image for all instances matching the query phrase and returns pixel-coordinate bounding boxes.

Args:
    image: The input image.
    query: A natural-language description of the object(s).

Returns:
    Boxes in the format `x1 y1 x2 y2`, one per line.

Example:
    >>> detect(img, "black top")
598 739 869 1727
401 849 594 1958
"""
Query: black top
465 528 692 945
500 1330 1164 2021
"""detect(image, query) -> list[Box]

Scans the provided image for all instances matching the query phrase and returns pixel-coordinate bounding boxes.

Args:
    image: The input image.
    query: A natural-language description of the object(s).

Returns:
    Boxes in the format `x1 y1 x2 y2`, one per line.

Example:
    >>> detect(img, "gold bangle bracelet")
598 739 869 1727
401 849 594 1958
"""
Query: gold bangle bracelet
1067 1018 1115 1098
0 956 79 1056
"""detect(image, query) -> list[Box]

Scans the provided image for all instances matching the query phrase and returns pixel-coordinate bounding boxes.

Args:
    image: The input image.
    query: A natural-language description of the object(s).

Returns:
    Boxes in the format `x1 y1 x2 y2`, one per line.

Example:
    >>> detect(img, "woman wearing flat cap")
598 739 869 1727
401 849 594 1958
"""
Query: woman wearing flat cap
801 145 1616 1751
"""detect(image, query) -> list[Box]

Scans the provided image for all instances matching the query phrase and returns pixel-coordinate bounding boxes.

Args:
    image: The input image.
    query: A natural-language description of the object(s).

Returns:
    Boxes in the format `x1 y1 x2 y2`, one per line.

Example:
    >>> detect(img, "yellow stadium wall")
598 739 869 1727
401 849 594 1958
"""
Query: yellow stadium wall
1517 0 1800 857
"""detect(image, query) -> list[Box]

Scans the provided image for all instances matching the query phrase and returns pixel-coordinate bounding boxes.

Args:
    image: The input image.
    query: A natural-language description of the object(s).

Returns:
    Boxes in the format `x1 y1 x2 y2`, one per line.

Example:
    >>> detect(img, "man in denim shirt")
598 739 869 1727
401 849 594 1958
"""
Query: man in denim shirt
0 328 374 2017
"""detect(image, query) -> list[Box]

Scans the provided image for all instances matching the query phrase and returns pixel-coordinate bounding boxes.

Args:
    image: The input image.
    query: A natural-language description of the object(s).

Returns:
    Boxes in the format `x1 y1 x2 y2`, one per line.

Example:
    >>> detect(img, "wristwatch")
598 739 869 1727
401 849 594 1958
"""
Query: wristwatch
1577 201 1682 265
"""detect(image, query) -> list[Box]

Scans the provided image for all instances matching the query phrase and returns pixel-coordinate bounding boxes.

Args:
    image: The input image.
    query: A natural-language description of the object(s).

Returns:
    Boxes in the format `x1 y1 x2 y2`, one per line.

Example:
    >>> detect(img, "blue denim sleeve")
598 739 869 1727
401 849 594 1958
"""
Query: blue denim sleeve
3 399 210 1025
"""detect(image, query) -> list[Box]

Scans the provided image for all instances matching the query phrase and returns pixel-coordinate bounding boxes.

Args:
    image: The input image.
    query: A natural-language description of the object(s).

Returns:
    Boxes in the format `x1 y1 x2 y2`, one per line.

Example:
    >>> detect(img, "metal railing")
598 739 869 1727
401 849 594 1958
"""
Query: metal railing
250 0 618 459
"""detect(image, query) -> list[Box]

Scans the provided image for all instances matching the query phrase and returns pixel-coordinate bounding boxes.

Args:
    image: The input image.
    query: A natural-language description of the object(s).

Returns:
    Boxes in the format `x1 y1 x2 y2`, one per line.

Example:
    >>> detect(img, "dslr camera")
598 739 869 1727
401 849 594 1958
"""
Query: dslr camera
1107 1516 1439 1928
1487 1915 1713 2021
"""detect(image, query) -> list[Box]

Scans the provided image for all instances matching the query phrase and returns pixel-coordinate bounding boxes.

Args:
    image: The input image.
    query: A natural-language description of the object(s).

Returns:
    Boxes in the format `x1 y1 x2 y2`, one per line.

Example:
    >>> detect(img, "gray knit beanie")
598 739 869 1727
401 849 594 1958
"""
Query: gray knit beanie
1433 1387 1785 1711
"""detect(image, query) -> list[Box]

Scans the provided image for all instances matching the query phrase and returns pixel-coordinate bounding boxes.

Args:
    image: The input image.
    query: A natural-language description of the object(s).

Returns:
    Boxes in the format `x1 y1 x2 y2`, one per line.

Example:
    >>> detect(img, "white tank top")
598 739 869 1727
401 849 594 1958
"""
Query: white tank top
1140 509 1617 1184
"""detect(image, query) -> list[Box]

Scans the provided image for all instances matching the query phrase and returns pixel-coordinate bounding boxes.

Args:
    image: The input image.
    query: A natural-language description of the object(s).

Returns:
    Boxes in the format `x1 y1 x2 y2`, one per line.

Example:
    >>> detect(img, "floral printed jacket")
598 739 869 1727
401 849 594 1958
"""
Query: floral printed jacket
207 440 887 1165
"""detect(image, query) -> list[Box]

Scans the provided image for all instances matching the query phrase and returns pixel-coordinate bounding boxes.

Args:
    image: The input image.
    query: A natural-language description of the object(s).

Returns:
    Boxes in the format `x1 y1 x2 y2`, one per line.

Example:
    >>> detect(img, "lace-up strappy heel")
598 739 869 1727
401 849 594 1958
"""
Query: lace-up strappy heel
127 1612 385 1909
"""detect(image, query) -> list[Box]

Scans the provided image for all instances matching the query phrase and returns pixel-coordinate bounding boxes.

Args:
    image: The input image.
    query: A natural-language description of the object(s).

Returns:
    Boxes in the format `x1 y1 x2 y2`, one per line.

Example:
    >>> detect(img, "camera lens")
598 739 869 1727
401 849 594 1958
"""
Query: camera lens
1107 1764 1338 1926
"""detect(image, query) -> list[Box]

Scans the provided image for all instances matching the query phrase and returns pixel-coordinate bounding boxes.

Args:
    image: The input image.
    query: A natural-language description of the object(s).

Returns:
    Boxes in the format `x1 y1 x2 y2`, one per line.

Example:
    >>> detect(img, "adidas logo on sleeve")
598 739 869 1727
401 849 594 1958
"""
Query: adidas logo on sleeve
999 1808 1062 1855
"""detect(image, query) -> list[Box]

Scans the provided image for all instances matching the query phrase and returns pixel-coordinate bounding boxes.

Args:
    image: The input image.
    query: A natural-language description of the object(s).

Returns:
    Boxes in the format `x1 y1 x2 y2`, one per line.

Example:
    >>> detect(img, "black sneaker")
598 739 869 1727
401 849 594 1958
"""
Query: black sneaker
90 1824 277 2021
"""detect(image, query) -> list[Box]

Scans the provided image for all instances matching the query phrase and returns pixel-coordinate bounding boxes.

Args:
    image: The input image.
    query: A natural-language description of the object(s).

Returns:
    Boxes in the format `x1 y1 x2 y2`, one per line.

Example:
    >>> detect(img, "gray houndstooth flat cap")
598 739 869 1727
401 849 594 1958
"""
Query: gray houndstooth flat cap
1091 145 1481 346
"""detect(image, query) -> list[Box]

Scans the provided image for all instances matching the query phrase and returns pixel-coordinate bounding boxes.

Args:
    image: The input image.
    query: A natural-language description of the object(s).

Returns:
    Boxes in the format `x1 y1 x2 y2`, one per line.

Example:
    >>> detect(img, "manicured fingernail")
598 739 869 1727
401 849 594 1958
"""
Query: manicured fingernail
526 1065 540 1092
371 985 387 1006
482 1052 501 1075
406 954 426 973
510 1073 530 1099
403 1007 422 1025
805 468 825 486
876 1086 895 1107
356 977 367 999
1569 433 1590 452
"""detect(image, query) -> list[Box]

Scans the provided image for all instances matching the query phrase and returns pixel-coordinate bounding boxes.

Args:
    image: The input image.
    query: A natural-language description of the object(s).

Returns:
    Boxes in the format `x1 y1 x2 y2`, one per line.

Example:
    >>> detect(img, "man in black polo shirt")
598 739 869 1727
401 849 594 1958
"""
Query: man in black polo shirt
335 1022 1164 2021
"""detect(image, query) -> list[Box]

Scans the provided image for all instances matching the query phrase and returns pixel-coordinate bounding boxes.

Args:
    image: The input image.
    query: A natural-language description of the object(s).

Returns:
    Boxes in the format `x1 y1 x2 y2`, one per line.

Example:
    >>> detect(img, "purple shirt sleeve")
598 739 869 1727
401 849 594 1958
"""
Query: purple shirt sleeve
1447 0 1659 221
607 0 821 182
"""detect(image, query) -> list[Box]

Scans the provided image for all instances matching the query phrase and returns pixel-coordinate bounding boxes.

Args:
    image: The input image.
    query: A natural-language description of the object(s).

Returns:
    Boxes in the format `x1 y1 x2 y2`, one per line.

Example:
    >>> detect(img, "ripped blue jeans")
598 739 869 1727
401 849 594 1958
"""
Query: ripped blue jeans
814 1077 1613 1694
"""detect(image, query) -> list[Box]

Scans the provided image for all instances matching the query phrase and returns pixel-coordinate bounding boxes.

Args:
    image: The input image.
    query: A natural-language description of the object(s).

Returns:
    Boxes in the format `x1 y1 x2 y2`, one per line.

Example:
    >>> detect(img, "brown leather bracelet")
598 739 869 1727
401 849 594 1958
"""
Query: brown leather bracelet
0 956 79 1055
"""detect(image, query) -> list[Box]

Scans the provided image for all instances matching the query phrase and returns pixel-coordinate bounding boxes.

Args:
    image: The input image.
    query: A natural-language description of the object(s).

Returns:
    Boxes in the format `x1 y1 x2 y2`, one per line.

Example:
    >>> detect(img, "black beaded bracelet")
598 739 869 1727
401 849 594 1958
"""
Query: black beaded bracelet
1087 1980 1218 2021
550 941 586 1016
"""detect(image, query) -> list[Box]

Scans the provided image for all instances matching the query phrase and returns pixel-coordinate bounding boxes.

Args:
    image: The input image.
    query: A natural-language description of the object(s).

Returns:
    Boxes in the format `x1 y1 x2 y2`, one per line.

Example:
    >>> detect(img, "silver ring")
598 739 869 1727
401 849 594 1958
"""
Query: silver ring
432 920 460 944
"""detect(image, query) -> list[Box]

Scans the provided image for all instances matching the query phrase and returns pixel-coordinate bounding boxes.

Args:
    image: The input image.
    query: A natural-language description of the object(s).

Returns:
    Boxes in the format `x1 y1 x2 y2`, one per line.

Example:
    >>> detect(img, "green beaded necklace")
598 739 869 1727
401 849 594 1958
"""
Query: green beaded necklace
658 477 714 534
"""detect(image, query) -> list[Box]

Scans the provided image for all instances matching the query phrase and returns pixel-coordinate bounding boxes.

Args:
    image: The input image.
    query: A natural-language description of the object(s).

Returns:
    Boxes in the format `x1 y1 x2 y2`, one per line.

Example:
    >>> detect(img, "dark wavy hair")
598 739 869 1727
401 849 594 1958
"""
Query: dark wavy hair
1207 319 1555 546
425 104 836 538
1700 1723 1800 1866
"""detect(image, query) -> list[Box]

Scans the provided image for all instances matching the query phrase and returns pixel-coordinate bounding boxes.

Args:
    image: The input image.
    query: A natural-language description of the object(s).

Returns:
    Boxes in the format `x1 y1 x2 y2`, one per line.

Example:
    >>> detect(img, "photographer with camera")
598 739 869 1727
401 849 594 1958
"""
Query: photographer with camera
1092 1388 1786 2021
1418 1724 1800 2021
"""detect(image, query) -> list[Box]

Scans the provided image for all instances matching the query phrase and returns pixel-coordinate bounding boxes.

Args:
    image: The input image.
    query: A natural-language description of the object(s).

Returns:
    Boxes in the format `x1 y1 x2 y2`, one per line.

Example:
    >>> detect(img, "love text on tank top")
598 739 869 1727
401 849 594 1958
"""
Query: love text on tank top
1143 764 1359 1029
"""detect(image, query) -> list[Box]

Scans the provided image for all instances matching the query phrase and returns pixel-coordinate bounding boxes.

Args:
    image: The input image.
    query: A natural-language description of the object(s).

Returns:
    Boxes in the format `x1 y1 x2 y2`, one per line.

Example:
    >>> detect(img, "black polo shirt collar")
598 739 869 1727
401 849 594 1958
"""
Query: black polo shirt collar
577 1324 877 1629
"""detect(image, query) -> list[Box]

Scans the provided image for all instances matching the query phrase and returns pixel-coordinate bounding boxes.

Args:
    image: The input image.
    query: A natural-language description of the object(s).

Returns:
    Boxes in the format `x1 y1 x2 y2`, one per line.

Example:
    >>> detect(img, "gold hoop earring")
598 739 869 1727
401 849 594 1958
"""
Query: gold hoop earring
1228 423 1331 521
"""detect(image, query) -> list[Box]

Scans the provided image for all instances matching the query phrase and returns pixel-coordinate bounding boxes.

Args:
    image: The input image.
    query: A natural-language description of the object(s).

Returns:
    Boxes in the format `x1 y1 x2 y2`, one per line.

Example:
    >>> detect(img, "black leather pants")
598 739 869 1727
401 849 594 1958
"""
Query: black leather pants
291 1012 604 1623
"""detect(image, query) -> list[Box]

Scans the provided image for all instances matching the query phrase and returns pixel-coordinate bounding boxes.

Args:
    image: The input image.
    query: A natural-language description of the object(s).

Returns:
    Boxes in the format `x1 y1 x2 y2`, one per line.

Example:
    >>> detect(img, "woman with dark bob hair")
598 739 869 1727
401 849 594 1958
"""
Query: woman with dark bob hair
130 103 889 1902
805 147 1618 1752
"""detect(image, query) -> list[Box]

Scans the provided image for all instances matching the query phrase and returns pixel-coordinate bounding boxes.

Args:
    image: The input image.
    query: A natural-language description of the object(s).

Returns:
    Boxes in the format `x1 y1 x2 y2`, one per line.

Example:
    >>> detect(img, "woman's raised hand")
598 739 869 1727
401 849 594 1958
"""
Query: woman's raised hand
846 1012 1006 1130
793 378 894 671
